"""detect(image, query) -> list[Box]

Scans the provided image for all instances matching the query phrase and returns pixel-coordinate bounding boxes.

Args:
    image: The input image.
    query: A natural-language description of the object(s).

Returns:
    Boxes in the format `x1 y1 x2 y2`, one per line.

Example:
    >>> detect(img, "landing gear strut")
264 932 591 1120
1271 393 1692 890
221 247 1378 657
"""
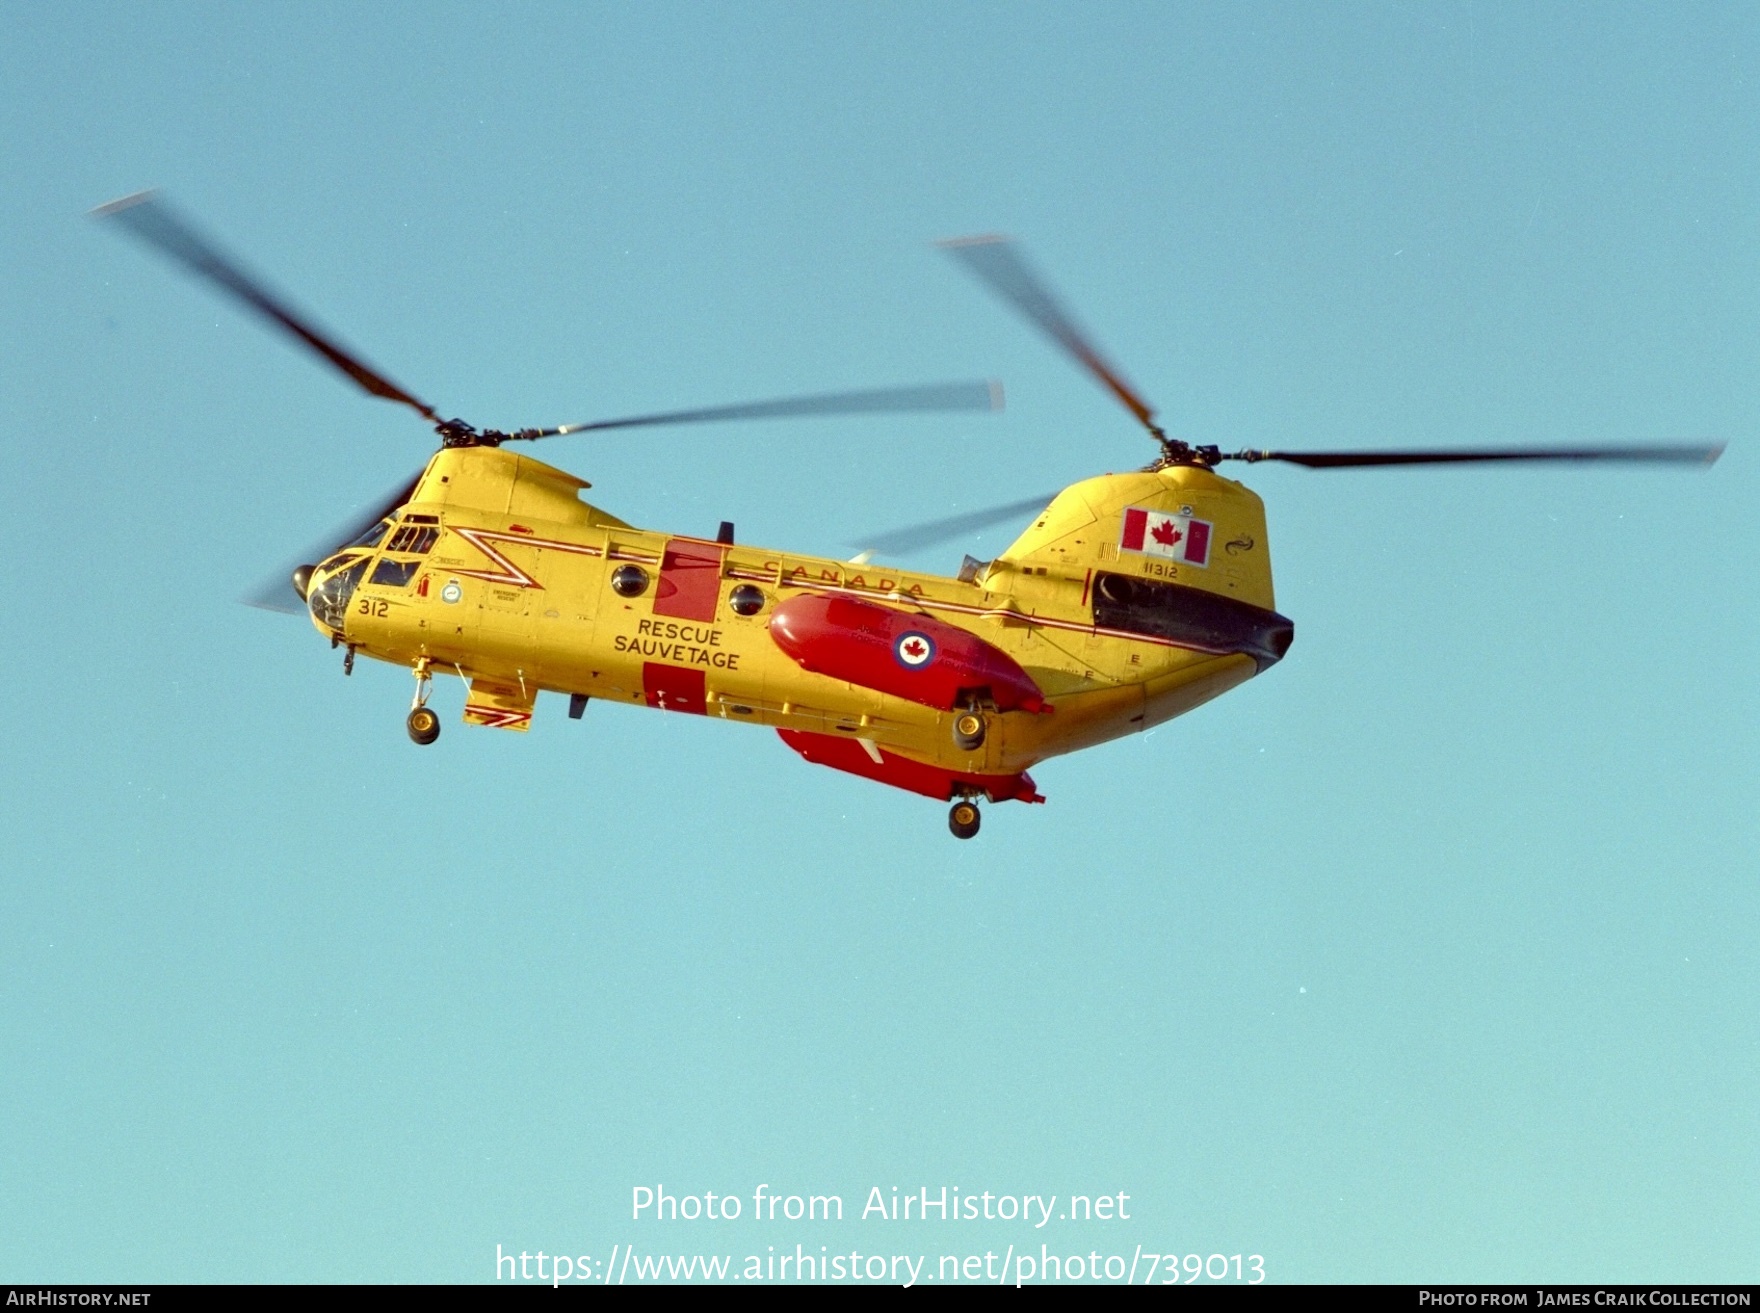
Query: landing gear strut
948 799 981 840
407 659 440 745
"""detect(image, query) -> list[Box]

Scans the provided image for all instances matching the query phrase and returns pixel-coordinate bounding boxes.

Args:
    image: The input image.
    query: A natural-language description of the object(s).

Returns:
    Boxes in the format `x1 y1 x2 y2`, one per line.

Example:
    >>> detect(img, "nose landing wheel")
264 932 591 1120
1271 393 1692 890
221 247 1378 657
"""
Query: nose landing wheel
407 659 439 745
948 799 981 840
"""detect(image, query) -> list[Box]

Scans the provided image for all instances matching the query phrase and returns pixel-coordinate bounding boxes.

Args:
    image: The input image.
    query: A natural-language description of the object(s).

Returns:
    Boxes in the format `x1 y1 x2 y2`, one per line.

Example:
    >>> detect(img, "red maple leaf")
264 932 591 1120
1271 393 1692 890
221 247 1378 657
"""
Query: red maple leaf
1151 519 1183 547
903 638 926 659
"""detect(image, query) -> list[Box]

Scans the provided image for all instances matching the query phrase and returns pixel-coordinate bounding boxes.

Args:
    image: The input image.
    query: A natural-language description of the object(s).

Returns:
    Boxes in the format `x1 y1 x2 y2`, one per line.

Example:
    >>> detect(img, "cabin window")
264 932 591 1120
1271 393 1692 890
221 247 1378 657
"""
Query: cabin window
612 565 650 598
370 558 422 588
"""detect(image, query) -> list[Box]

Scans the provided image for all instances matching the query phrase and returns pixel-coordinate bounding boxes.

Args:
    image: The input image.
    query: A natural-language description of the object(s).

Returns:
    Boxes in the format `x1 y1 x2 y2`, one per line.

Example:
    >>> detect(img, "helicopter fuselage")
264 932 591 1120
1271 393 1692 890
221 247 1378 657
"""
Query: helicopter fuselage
305 446 1293 807
95 194 1715 832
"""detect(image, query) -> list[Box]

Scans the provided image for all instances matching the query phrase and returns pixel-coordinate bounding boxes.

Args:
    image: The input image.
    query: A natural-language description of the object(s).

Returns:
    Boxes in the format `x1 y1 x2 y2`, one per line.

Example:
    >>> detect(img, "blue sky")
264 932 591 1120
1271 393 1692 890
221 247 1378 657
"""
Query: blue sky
2 1 1755 1284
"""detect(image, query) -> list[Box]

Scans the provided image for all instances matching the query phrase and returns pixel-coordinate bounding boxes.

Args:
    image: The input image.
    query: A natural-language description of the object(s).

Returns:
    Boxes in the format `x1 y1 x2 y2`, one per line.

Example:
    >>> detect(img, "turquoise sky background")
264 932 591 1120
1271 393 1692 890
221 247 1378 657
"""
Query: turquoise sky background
3 1 1755 1284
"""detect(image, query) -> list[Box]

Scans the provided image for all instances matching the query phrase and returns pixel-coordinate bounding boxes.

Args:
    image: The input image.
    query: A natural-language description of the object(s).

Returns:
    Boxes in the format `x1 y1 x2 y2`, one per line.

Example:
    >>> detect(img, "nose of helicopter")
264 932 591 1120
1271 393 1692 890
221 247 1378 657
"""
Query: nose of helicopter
303 554 369 635
291 564 315 601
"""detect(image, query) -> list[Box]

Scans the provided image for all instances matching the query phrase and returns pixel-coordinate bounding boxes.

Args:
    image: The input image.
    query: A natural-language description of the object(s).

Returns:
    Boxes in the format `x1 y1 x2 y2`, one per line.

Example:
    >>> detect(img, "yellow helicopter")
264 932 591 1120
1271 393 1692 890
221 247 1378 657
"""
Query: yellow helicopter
96 193 1722 838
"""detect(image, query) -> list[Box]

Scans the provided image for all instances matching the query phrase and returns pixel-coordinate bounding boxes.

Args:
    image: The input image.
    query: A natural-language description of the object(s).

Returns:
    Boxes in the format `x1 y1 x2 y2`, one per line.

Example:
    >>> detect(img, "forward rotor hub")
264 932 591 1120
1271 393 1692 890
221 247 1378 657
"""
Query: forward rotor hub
436 419 487 448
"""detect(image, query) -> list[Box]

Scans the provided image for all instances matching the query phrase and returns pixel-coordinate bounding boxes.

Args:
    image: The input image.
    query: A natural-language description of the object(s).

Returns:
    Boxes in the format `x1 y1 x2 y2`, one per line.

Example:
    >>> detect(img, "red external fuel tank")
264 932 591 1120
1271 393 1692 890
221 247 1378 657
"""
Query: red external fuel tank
777 729 1044 804
767 594 1048 714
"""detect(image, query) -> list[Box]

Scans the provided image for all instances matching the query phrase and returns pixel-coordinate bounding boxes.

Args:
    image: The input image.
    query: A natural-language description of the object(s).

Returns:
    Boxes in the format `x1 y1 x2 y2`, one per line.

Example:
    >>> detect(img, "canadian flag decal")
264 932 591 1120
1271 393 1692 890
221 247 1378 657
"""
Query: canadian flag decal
1120 507 1211 566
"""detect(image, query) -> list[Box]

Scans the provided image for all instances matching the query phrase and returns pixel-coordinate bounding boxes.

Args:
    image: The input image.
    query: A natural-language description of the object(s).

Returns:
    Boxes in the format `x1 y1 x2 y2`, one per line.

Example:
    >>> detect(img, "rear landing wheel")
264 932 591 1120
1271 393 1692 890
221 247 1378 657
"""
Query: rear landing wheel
407 706 441 745
948 800 981 840
952 710 986 752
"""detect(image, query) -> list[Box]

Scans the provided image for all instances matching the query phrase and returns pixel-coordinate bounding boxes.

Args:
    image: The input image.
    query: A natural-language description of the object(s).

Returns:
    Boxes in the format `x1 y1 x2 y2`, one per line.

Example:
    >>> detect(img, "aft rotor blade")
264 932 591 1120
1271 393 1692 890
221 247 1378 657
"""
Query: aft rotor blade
940 235 1160 436
1226 444 1726 469
242 469 427 614
93 191 440 424
518 379 1004 439
854 492 1056 559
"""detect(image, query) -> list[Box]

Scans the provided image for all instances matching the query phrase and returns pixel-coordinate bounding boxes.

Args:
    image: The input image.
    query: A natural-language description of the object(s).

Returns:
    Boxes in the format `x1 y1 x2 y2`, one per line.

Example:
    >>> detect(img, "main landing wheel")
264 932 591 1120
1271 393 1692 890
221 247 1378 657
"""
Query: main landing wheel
948 800 981 840
407 706 441 746
952 710 987 752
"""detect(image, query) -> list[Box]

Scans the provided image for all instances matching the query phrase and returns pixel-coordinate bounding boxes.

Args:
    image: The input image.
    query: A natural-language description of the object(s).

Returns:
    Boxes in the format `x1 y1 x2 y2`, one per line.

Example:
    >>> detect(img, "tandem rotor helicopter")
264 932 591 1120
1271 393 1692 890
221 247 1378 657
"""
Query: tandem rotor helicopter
96 192 1721 838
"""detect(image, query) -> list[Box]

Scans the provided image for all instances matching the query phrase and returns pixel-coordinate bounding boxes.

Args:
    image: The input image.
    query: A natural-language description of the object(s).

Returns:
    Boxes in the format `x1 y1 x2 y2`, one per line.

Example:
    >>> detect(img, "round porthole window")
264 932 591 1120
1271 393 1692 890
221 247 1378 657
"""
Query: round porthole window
728 583 765 616
611 564 650 598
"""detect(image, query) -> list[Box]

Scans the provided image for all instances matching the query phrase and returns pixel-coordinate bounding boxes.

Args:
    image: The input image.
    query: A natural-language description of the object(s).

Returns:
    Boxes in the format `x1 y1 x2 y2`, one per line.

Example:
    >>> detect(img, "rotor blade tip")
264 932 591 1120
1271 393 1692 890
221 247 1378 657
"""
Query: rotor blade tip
90 189 159 219
936 233 1010 250
987 379 1005 411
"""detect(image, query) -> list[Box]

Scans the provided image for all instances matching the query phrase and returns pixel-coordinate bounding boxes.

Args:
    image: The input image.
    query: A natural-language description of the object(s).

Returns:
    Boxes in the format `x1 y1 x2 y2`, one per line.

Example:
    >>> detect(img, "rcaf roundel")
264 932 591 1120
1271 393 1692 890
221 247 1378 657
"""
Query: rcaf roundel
1120 507 1211 566
894 631 937 669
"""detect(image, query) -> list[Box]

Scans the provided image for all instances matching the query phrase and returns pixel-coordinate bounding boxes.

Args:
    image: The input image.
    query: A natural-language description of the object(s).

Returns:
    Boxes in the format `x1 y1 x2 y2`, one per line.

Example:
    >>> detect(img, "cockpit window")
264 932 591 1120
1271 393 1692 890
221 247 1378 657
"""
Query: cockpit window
344 519 394 551
370 558 422 588
386 524 439 554
308 557 370 632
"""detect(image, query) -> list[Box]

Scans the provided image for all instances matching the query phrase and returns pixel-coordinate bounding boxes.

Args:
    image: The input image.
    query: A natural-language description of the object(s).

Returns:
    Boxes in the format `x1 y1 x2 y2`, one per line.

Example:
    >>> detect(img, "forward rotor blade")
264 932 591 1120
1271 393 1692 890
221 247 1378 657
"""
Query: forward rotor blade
93 191 440 424
1226 444 1726 469
242 470 426 614
940 235 1159 436
519 379 1004 439
853 492 1056 559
